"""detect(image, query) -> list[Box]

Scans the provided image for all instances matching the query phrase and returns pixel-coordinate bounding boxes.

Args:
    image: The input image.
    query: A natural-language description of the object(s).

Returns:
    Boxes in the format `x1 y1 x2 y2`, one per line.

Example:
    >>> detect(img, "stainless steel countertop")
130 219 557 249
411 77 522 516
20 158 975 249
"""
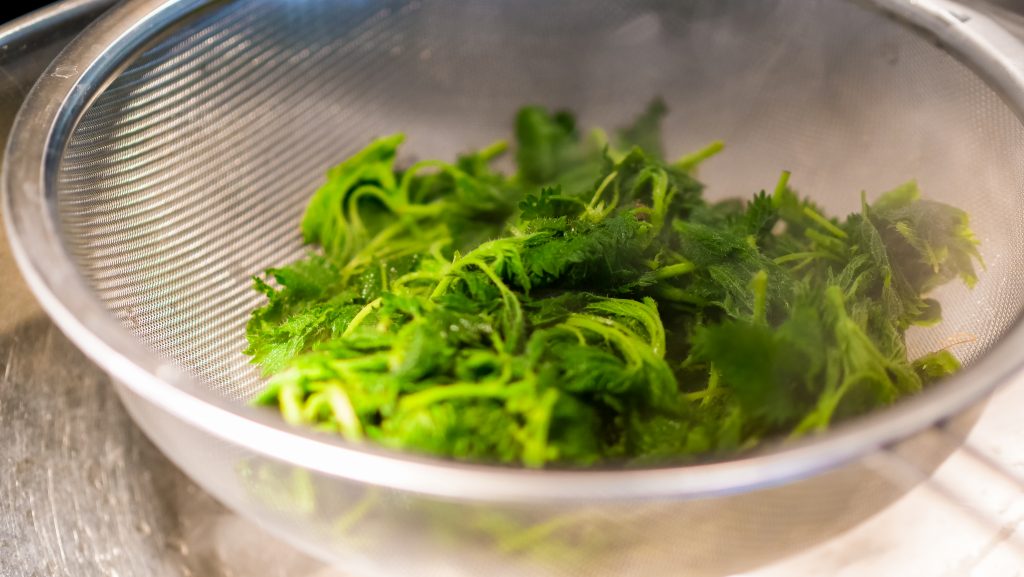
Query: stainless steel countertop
0 3 1022 577
0 4 337 575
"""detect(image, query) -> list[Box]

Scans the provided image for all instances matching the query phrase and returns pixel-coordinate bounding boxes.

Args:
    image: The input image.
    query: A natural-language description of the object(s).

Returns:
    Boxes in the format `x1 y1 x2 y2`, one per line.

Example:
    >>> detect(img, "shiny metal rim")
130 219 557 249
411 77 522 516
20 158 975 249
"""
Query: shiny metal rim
5 0 1024 502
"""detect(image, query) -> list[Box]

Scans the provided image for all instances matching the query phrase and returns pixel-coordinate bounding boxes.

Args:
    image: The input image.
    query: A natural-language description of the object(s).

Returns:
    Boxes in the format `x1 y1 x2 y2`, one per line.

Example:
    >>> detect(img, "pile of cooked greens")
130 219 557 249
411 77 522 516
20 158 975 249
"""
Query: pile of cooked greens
244 101 981 467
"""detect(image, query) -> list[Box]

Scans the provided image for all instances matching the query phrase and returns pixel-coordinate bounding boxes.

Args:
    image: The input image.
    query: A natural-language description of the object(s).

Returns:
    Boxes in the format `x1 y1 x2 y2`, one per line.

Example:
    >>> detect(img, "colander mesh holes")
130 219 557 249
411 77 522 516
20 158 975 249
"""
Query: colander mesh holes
57 0 1024 404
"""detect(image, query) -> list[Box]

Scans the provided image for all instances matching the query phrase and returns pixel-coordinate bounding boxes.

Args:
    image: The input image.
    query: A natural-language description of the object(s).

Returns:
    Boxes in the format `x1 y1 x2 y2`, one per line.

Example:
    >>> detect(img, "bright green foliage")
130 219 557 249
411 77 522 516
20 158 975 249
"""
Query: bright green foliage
245 102 982 467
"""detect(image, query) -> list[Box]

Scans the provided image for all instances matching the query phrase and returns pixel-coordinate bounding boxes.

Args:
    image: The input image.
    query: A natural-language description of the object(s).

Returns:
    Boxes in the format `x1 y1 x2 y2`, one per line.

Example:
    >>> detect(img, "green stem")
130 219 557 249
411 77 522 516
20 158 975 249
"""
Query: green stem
428 239 451 264
475 260 525 351
300 392 328 422
345 184 395 235
639 168 671 233
655 285 705 305
326 384 364 442
379 261 389 293
429 275 453 300
653 260 696 280
773 251 839 265
772 170 791 198
521 388 559 469
564 315 643 371
340 221 412 283
675 140 725 172
397 160 452 204
342 298 382 337
279 381 305 425
803 206 848 239
791 378 854 436
398 382 524 413
804 229 847 254
478 139 509 161
704 365 721 408
586 171 619 214
391 271 443 292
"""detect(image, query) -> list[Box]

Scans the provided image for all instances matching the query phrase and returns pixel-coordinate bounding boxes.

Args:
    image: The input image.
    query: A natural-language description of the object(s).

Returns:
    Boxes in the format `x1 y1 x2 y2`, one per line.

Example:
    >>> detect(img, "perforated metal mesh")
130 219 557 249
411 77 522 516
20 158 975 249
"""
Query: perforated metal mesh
56 0 1024 409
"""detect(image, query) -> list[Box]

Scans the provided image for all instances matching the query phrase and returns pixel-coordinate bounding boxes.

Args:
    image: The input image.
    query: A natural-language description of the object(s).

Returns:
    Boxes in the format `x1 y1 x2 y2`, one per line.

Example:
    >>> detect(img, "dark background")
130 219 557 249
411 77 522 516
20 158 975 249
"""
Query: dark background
8 2 56 22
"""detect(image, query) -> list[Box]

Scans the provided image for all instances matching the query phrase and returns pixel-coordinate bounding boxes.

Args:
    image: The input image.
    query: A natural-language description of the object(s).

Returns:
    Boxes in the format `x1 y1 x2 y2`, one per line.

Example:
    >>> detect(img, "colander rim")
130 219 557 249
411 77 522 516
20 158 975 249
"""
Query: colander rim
6 0 1024 502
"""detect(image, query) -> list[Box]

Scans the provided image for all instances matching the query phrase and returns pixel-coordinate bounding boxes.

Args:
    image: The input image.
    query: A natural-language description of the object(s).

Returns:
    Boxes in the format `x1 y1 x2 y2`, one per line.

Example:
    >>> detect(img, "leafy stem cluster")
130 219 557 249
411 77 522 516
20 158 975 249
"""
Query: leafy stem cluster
245 101 982 467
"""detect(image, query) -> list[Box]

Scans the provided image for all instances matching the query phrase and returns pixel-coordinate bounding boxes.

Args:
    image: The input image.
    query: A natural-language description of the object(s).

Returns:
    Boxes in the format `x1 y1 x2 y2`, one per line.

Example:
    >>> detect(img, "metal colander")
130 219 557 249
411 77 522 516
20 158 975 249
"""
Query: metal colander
7 0 1024 575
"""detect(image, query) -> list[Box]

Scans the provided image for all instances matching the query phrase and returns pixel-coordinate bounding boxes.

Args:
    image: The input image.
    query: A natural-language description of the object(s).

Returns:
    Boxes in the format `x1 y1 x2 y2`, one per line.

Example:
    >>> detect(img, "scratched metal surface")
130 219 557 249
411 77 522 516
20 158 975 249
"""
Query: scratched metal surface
0 3 300 576
0 6 185 575
0 3 1023 577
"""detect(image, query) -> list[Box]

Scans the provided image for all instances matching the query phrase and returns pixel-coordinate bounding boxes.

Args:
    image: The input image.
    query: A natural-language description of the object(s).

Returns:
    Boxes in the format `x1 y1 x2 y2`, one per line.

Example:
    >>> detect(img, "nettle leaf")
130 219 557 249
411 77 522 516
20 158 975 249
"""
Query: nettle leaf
515 106 583 186
691 319 815 424
244 101 981 467
518 186 585 221
744 190 779 239
301 134 404 262
617 98 668 161
869 182 983 292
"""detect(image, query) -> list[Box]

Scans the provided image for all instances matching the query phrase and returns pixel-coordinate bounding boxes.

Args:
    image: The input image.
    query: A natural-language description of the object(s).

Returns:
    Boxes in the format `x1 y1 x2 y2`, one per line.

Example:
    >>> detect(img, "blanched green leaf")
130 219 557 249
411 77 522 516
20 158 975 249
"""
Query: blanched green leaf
245 101 981 467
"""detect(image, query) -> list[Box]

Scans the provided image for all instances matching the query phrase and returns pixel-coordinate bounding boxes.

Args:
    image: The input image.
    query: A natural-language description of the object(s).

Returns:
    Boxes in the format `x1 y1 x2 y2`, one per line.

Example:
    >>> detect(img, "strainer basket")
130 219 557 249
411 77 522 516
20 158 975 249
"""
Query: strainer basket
6 0 1024 575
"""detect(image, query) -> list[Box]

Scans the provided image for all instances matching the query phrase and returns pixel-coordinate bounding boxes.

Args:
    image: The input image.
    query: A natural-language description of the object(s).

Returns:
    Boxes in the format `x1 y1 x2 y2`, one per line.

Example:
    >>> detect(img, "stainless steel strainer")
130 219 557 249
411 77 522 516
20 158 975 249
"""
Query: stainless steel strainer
6 0 1024 575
